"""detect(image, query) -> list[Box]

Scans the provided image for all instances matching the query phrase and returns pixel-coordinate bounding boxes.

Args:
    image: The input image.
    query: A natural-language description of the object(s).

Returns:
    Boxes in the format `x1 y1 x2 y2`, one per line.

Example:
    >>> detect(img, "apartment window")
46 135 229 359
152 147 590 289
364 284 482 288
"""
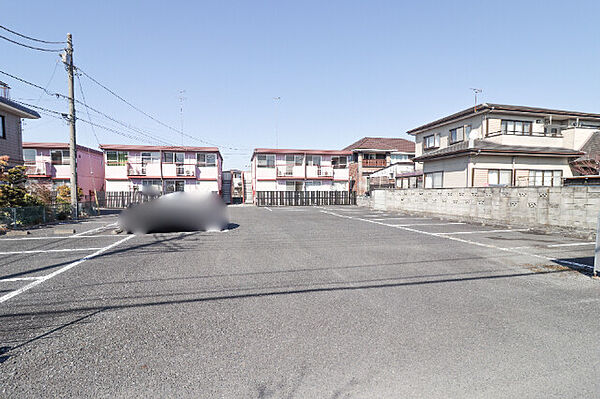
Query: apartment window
0 115 5 139
449 125 470 143
424 171 443 188
306 155 322 166
141 152 159 164
141 179 162 191
390 154 409 163
285 154 303 166
488 169 512 186
423 134 440 149
23 149 36 163
544 126 562 137
501 120 532 135
51 149 70 165
165 180 185 193
285 181 303 191
257 154 275 168
106 151 128 166
174 153 185 164
528 170 562 187
197 153 216 167
332 156 348 168
163 152 174 163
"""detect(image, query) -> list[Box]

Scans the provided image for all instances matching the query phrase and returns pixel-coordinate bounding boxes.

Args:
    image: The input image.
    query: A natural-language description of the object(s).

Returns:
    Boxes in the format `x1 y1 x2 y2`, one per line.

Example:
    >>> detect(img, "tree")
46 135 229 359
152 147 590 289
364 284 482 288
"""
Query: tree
0 163 42 208
55 184 83 204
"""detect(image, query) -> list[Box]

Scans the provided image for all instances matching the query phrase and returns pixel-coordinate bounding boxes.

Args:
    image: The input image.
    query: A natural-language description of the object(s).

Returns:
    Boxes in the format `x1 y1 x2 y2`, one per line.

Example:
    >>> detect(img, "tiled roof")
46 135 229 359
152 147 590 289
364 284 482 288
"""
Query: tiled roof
342 137 415 152
413 140 583 162
578 131 600 161
99 144 221 156
23 142 103 156
407 103 600 135
253 148 352 156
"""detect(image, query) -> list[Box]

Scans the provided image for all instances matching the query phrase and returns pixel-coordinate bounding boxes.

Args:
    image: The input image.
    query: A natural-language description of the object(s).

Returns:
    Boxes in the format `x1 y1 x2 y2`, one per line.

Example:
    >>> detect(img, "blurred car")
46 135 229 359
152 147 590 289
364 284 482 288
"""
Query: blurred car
118 191 229 234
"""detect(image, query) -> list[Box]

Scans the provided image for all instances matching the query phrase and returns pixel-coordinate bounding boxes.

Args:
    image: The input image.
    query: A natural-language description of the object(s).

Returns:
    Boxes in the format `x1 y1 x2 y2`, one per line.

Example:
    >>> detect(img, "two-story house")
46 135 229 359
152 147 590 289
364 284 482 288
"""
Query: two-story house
22 142 105 196
250 148 352 196
343 137 415 195
408 104 600 188
0 83 40 167
100 144 222 194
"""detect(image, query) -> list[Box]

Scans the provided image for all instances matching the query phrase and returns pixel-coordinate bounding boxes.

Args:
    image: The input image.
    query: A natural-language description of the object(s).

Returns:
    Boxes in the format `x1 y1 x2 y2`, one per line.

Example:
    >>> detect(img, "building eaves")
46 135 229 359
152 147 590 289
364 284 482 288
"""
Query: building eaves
0 97 40 119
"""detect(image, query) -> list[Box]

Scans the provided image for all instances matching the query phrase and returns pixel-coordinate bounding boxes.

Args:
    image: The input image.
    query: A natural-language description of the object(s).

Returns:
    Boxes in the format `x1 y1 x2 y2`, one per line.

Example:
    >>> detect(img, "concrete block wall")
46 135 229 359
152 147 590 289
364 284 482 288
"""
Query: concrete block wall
368 186 600 234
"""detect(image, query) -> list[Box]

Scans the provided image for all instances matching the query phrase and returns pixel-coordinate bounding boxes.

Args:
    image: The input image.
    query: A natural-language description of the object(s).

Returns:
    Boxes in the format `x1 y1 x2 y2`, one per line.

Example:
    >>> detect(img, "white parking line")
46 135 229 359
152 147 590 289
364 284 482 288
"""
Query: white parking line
437 229 529 235
393 222 466 227
0 235 135 304
371 217 432 221
0 276 43 283
0 234 121 241
71 222 117 237
264 207 273 212
0 248 104 255
320 210 592 271
548 242 595 248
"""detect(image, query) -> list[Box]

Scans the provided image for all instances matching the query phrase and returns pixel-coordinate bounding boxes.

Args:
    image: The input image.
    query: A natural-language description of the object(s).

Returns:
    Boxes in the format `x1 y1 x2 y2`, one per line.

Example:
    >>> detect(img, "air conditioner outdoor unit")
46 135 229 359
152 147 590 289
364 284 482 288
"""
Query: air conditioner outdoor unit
186 170 192 176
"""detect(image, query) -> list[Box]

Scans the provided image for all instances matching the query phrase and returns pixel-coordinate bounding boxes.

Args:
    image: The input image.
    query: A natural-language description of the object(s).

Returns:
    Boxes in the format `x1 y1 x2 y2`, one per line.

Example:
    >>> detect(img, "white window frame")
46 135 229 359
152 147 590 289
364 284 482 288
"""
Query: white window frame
257 154 275 168
23 148 37 163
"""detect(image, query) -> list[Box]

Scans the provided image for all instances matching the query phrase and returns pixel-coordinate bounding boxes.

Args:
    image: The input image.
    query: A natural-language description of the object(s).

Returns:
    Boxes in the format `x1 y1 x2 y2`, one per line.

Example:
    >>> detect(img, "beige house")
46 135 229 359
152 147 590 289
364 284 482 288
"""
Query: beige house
0 83 41 167
409 104 600 188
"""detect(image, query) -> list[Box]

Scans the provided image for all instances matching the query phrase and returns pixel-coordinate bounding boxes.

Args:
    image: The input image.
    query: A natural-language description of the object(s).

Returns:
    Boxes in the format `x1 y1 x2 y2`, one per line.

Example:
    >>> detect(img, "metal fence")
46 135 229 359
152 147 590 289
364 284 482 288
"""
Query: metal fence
256 191 356 207
96 191 160 209
0 201 99 228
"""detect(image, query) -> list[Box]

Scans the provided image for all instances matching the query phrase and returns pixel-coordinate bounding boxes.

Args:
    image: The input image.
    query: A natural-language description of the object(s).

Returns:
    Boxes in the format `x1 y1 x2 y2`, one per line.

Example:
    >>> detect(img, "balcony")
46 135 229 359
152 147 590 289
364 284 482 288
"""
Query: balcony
25 161 51 176
175 164 196 177
127 162 147 176
306 165 333 179
362 159 387 168
276 165 304 178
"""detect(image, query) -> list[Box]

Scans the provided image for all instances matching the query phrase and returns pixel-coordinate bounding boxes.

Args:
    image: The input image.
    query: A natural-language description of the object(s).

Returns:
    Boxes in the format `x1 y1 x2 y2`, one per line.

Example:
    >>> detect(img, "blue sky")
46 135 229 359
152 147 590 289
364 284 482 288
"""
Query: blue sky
2 0 599 169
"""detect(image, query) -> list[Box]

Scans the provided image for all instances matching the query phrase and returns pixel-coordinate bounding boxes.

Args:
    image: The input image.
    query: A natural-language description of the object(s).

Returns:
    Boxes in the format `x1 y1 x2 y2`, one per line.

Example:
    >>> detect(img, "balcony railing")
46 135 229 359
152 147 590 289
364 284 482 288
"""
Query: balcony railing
127 162 147 176
362 159 387 167
25 161 51 176
276 165 305 178
175 164 196 177
317 166 333 177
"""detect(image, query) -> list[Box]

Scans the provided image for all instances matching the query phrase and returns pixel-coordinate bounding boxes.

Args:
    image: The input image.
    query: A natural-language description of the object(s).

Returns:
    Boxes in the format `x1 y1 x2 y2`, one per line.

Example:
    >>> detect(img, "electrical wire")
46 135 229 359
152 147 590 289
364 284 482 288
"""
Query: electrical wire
36 59 60 104
0 33 63 52
0 24 66 44
0 69 64 98
76 66 250 151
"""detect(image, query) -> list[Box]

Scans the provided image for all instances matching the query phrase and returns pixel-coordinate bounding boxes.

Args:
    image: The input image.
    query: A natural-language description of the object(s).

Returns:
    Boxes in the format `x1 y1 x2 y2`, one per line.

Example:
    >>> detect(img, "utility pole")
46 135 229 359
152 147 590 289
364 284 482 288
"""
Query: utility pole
65 33 78 218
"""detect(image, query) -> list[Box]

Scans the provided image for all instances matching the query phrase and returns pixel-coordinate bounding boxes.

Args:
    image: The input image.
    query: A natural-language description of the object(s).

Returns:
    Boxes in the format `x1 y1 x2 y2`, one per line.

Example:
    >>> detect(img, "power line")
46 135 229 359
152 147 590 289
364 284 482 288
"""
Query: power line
76 66 250 151
0 69 63 98
0 24 66 44
0 33 63 52
36 59 60 104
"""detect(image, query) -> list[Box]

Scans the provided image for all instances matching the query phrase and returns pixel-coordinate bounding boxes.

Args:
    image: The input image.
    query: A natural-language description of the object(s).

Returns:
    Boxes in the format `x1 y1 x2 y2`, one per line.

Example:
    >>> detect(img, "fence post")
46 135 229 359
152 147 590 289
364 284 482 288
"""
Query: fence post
594 213 600 277
12 207 16 227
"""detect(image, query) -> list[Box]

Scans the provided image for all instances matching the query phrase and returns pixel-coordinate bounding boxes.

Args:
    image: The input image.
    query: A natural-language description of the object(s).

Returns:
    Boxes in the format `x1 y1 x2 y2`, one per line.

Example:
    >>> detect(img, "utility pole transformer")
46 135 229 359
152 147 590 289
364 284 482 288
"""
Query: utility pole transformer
66 33 78 218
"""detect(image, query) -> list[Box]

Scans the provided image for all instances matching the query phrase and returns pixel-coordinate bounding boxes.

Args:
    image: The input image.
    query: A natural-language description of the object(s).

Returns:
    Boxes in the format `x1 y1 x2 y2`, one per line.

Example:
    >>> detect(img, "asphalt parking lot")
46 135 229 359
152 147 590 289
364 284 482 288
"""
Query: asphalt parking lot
1 206 599 398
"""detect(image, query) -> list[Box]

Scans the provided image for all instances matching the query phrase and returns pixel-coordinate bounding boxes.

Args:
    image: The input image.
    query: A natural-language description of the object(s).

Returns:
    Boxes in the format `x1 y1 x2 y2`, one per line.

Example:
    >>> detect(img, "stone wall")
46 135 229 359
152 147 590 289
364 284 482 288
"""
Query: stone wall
368 186 600 235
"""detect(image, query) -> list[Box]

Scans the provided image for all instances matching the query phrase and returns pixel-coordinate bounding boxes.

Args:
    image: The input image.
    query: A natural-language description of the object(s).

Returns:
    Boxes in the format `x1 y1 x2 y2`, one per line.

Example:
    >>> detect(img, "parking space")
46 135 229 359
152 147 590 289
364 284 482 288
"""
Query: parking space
1 206 599 397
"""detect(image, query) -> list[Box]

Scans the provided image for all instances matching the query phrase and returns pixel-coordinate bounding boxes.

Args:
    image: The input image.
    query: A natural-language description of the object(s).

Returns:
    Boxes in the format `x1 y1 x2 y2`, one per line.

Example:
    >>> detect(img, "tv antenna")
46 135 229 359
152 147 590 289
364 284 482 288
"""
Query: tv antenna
470 88 482 111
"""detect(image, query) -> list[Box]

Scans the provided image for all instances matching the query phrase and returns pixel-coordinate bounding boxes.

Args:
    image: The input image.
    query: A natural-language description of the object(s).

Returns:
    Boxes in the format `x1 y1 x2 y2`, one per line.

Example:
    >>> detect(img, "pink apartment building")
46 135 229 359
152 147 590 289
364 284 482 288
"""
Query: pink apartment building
23 142 105 196
251 148 352 197
100 144 222 194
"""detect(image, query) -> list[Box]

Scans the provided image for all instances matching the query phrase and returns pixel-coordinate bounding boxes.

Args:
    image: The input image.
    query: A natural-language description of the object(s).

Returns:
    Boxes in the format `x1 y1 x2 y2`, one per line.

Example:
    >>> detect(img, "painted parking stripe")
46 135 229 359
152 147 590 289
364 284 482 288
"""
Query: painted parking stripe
547 242 595 248
0 248 104 255
264 207 273 212
71 222 117 237
0 276 43 283
437 229 529 235
319 210 592 271
371 217 432 221
0 235 135 304
0 234 121 241
393 222 466 227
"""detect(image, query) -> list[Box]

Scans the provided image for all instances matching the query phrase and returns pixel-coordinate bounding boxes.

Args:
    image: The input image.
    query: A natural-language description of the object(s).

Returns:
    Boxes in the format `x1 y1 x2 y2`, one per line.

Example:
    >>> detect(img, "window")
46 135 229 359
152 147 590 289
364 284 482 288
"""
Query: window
257 154 275 168
141 152 159 164
449 127 465 144
332 156 348 168
423 134 439 149
106 151 128 166
197 153 216 167
424 171 443 188
163 152 174 163
23 149 36 163
306 155 322 166
528 170 562 187
488 169 512 186
51 149 70 165
165 180 185 193
501 120 532 135
285 154 303 166
390 154 409 163
174 153 185 164
285 181 303 191
0 115 5 139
